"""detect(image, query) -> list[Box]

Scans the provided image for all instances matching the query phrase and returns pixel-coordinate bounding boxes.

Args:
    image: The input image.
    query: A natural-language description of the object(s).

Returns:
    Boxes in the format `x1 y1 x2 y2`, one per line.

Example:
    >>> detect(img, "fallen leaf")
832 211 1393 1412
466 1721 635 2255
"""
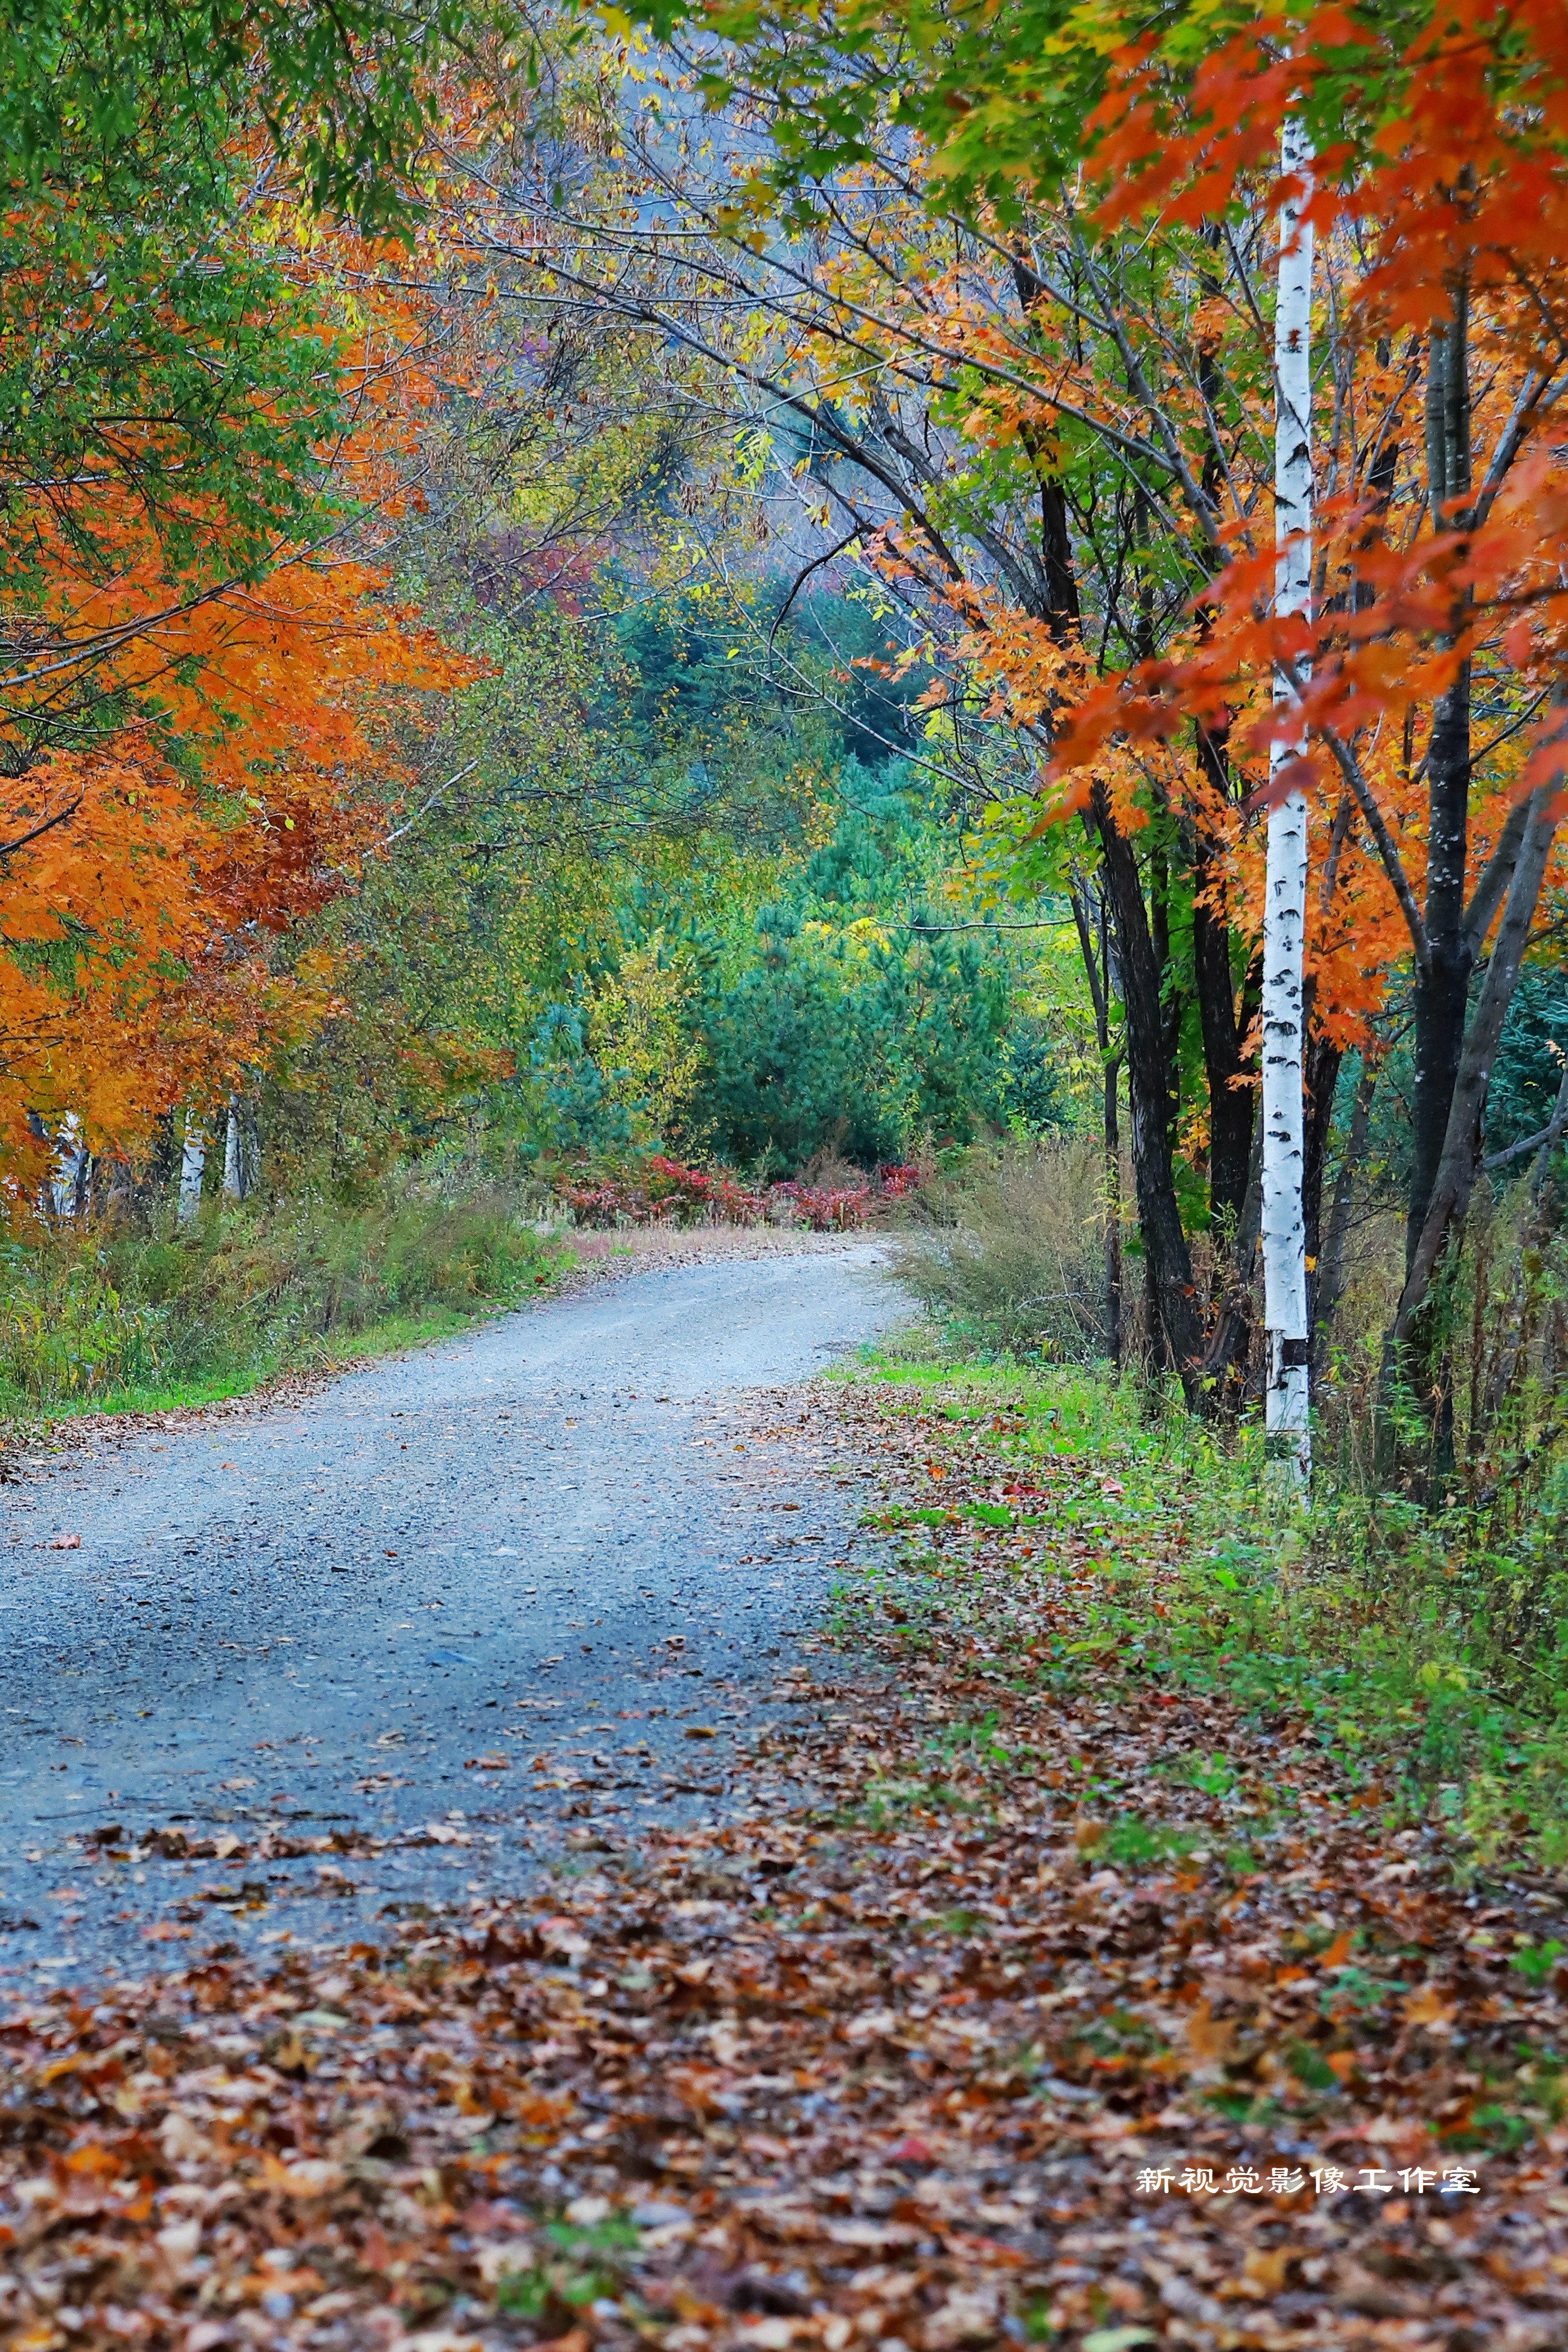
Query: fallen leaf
1403 1983 1455 2026
1183 2002 1234 2064
260 2155 344 2198
1241 2245 1298 2295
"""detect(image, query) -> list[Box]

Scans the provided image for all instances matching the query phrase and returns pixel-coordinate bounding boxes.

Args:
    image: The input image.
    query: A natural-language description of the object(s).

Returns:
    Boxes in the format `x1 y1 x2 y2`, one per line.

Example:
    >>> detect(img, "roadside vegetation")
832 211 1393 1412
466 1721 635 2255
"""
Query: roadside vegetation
0 1175 570 1420
839 1341 1568 1877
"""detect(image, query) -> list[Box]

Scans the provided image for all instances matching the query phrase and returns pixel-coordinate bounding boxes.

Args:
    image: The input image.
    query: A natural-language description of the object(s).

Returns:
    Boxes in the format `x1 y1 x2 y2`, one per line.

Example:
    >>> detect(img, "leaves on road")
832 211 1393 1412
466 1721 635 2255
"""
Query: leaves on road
4 1380 1568 2349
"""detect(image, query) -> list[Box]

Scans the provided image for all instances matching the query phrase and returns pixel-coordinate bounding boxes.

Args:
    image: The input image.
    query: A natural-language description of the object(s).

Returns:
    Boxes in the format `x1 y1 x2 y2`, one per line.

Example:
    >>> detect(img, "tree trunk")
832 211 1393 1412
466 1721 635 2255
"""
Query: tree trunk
1409 279 1473 1275
1302 1026 1342 1338
224 1097 242 1200
1313 1049 1380 1367
1023 344 1194 1397
1104 1051 1124 1370
1092 784 1205 1399
50 1116 88 1221
223 1094 257 1202
1262 111 1314 1484
1192 232 1258 1249
1192 825 1253 1232
1069 873 1125 1370
149 1109 177 1191
1393 775 1563 1352
178 1116 206 1225
1200 1105 1263 1407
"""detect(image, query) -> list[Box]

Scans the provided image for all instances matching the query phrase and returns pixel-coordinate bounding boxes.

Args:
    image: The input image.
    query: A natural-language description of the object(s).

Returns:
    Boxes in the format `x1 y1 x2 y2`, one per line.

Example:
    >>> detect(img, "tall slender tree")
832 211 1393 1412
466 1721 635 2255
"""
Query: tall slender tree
1263 111 1314 1482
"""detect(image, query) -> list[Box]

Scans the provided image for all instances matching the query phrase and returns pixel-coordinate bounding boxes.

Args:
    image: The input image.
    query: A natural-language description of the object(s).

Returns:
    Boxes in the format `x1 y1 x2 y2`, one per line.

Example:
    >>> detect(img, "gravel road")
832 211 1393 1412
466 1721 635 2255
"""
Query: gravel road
0 1244 897 1986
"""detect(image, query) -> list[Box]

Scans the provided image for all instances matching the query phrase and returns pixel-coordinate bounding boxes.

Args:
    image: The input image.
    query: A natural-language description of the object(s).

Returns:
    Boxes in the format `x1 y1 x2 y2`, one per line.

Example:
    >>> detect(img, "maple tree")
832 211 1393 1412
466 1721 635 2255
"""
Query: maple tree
0 26 484 1205
1042 0 1568 1457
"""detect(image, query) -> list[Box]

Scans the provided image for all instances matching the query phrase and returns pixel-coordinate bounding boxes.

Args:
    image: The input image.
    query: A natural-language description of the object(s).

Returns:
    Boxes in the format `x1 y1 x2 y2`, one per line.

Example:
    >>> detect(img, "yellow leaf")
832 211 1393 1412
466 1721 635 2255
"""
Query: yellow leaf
1241 2245 1298 2295
1183 2000 1234 2063
1403 1984 1455 2027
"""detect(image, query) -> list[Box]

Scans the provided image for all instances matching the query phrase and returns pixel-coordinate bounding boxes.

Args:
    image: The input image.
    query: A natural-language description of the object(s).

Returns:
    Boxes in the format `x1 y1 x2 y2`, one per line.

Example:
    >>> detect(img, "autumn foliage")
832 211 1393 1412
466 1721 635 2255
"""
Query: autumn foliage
0 121 477 1204
1043 0 1568 944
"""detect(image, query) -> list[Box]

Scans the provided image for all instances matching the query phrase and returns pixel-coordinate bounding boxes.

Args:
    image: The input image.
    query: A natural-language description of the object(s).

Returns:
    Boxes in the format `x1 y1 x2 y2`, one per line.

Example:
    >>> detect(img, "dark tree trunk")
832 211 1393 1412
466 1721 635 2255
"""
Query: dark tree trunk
1191 826 1253 1231
1014 253 1201 1402
1315 1051 1380 1368
1070 875 1125 1372
1148 838 1183 1131
1040 476 1078 631
1094 784 1204 1399
1303 1027 1343 1339
1409 283 1473 1277
1189 240 1254 1239
1104 1050 1124 1371
1201 1112 1263 1407
149 1109 178 1189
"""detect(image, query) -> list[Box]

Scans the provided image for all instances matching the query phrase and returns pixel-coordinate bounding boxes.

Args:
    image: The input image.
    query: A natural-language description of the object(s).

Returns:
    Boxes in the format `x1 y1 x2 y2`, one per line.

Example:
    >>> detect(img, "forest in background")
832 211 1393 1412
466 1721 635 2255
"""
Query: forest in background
0 0 1105 1412
6 0 1568 1578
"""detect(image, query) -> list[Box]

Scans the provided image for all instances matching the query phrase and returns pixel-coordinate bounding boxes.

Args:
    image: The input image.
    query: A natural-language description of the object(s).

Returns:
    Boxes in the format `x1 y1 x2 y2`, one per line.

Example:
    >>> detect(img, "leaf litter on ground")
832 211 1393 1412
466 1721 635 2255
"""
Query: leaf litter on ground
4 1373 1568 2351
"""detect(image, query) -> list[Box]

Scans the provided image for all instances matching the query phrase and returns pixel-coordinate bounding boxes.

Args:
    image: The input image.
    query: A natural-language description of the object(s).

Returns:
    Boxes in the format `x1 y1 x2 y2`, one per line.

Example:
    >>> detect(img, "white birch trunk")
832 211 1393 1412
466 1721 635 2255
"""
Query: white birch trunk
1263 113 1314 1486
223 1095 244 1201
177 1116 206 1225
51 1113 87 1221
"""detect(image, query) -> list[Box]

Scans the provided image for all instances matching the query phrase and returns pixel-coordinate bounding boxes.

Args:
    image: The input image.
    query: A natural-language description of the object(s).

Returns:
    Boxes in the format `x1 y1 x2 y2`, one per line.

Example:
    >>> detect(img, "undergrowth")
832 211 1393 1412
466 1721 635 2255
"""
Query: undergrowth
0 1181 571 1421
842 1342 1568 1875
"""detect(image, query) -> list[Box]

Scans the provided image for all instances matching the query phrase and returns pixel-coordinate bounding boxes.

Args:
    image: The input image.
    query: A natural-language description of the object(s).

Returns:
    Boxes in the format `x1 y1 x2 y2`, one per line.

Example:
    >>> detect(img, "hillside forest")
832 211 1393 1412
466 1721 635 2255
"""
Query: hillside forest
5 0 1568 1551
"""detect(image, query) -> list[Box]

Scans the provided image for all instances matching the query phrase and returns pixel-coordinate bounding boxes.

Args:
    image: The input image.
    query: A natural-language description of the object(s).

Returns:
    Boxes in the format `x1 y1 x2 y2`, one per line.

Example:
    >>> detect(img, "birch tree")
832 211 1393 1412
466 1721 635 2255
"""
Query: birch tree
1262 115 1314 1483
177 1117 206 1226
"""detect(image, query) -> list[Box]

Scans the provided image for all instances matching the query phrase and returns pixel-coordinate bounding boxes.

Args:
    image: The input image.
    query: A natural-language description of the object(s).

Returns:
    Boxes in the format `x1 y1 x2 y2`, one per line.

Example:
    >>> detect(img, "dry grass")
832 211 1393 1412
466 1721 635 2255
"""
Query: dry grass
891 1138 1109 1358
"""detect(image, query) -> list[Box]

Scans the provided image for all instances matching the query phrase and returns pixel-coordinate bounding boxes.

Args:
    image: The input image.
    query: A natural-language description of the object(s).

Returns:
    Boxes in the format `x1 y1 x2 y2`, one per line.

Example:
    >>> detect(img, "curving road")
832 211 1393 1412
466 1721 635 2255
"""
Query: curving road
0 1244 896 1986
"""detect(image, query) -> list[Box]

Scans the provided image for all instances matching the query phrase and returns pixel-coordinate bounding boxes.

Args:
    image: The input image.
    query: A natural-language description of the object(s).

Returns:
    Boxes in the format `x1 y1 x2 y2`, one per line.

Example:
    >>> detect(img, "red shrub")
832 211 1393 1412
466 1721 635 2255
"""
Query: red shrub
555 1155 769 1227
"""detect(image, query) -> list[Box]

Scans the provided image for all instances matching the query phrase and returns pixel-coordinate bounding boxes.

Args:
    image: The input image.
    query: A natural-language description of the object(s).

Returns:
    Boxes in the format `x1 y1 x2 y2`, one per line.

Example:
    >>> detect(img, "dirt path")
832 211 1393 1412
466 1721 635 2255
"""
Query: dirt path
6 1366 1567 2352
0 1244 896 1984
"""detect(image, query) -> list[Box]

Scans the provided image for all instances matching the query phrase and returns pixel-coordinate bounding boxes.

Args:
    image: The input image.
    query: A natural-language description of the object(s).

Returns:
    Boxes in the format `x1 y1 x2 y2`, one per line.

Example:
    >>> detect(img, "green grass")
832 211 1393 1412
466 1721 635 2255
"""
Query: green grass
0 1186 575 1432
8 1300 517 1421
837 1339 1568 1875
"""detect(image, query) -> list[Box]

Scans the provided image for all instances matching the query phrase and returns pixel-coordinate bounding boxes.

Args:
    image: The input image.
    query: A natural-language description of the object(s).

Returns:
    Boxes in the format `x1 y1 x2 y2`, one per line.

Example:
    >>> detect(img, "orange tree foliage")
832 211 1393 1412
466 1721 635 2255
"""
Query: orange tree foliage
1041 0 1568 1053
0 167 481 1196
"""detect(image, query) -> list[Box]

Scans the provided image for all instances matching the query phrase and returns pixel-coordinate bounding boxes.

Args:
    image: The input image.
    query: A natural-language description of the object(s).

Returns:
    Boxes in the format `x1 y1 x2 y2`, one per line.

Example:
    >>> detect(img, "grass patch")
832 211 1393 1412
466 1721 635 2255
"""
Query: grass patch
837 1339 1568 1874
0 1181 574 1427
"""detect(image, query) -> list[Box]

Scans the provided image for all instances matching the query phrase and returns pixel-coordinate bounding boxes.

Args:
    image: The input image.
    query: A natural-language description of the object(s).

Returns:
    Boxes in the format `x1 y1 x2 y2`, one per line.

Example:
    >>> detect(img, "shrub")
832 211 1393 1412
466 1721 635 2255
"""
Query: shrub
554 1155 771 1227
891 1139 1109 1359
553 1150 922 1232
771 1179 873 1231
